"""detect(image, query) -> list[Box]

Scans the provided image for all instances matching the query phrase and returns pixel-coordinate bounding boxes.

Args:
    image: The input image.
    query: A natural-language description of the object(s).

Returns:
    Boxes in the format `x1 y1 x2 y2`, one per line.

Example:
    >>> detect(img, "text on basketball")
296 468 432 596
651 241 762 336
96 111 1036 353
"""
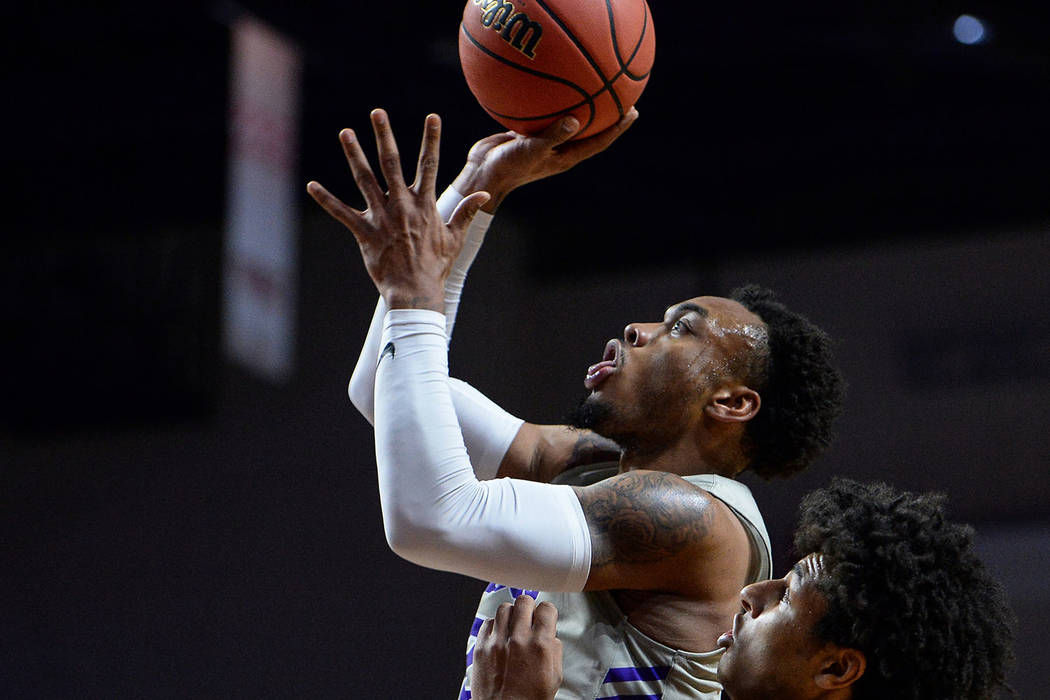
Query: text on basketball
472 0 543 59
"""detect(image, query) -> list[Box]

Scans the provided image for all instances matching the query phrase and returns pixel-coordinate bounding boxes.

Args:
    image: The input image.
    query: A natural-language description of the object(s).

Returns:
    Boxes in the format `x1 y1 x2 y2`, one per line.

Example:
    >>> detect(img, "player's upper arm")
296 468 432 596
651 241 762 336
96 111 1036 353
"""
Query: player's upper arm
572 470 749 595
496 423 622 483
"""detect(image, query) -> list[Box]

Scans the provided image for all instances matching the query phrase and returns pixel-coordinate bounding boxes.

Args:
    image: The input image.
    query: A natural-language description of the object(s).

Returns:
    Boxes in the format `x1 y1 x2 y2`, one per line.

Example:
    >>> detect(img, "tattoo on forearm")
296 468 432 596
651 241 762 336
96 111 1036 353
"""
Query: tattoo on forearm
579 472 712 567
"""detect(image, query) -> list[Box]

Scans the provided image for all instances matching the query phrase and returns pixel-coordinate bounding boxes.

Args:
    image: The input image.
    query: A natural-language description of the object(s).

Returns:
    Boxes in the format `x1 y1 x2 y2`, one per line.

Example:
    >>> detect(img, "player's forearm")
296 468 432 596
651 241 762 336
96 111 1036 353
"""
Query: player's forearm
374 310 590 591
349 321 520 484
347 185 493 424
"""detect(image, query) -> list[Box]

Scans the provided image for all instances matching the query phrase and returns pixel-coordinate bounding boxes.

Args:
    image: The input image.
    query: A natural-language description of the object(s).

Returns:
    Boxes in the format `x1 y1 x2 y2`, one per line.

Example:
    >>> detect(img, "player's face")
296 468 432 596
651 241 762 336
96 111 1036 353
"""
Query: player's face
715 554 832 699
576 295 765 445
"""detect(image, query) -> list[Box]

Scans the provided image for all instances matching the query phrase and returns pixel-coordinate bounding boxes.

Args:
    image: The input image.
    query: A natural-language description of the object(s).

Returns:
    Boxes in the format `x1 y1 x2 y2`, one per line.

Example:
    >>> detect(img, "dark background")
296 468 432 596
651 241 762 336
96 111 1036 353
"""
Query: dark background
4 1 1049 697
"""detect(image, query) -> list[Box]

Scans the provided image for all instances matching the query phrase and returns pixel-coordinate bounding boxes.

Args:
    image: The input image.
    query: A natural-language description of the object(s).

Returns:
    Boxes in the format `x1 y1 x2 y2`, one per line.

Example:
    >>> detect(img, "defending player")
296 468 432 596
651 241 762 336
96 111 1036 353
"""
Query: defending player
470 479 1016 700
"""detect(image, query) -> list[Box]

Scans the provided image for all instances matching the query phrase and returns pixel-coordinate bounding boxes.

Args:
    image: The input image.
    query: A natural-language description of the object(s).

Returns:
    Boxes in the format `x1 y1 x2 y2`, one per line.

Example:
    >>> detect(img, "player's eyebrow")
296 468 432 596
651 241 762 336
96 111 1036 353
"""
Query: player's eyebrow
793 554 826 583
664 302 708 321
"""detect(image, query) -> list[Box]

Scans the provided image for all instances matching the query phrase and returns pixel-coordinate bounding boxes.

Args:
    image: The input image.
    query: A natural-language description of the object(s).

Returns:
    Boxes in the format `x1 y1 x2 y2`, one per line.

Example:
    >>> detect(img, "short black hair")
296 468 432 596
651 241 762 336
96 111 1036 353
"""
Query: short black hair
729 284 845 479
794 478 1016 700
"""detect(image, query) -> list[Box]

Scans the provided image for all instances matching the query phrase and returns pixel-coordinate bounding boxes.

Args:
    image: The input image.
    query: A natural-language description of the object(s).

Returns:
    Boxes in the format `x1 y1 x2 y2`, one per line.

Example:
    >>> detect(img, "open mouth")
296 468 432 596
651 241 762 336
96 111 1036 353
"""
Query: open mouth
584 339 620 390
717 613 742 649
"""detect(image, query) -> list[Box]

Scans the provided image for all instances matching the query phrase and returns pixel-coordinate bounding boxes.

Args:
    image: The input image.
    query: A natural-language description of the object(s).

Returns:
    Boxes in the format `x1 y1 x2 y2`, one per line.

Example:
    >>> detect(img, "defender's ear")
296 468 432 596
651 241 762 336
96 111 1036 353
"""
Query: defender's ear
814 646 866 691
704 386 760 423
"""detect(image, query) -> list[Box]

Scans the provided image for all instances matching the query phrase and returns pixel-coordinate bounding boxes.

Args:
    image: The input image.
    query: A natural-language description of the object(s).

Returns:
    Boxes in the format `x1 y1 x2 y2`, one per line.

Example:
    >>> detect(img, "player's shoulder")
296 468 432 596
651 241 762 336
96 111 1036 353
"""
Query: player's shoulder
582 468 724 495
574 469 750 592
573 469 737 532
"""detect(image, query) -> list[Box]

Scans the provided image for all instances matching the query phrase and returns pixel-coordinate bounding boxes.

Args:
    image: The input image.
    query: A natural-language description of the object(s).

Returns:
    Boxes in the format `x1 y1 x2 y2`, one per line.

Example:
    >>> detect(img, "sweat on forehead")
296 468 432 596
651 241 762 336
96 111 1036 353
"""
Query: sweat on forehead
667 299 769 346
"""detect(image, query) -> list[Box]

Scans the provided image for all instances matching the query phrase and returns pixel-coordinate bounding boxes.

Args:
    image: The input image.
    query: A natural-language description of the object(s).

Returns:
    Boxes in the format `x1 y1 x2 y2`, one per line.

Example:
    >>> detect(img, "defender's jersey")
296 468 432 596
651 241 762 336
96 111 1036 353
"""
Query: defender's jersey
457 473 772 700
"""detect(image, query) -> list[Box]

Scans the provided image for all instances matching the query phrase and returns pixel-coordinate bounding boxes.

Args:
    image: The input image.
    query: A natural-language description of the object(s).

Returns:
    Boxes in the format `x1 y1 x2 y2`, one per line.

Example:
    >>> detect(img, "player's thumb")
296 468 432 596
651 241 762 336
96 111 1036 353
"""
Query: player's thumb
448 191 491 236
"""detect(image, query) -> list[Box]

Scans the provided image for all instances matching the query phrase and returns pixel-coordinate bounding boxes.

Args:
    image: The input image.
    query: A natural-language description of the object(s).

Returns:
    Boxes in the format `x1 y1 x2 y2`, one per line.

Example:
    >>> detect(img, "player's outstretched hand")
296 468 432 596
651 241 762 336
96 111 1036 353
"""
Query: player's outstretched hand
471 595 563 700
307 109 490 312
452 107 639 213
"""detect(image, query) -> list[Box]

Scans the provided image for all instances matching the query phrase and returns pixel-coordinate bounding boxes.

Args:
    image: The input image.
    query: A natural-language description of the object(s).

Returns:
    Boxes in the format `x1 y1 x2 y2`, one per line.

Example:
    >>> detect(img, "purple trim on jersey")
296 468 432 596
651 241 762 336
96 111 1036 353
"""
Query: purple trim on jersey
470 616 486 636
483 583 539 599
458 688 471 700
602 666 671 683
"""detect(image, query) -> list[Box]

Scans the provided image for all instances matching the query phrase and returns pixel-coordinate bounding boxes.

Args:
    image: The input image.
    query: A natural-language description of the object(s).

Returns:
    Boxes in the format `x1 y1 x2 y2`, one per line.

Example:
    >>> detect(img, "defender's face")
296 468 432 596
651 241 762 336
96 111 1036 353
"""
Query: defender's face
579 296 765 444
716 554 831 700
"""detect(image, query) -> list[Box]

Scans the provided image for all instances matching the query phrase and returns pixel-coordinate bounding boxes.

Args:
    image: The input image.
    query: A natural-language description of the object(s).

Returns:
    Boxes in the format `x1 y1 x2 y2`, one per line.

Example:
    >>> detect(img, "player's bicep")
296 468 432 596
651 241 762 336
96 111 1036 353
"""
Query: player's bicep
573 471 725 591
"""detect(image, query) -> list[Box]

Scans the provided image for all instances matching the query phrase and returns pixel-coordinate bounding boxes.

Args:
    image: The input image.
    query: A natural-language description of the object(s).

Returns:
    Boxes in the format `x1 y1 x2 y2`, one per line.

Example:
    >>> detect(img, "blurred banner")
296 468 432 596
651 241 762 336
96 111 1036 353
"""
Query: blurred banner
223 15 302 382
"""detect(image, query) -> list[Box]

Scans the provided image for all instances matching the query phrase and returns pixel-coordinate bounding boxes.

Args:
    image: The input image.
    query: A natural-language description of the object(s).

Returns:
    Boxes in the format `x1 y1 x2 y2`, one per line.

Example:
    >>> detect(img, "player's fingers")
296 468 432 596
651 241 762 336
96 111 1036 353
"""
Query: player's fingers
507 594 537 638
370 108 408 196
561 107 638 160
306 181 369 238
492 601 514 637
474 617 496 648
447 191 491 235
338 129 386 211
413 113 441 199
531 600 559 637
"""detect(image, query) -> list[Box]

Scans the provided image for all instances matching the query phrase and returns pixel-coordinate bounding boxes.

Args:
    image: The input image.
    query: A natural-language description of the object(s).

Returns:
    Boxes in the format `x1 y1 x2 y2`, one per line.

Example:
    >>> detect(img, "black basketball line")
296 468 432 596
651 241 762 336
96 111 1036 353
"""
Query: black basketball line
461 24 598 131
606 0 652 81
533 0 625 119
463 34 638 130
487 70 637 125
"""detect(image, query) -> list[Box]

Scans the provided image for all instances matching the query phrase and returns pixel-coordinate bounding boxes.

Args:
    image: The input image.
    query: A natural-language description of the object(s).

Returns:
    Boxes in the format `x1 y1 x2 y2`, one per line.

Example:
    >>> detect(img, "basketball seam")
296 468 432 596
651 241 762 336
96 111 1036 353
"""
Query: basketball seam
532 0 624 119
609 0 652 81
460 24 598 130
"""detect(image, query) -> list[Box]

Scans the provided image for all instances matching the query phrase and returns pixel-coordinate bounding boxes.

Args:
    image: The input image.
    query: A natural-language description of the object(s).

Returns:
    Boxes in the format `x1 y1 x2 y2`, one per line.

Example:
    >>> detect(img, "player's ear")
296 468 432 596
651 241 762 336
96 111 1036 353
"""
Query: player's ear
705 386 760 423
813 646 866 691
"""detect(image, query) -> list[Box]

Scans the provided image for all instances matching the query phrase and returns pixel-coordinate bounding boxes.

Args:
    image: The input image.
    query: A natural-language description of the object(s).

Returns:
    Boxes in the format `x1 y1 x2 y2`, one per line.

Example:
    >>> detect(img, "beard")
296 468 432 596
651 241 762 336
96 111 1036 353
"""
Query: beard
565 394 617 435
566 384 686 457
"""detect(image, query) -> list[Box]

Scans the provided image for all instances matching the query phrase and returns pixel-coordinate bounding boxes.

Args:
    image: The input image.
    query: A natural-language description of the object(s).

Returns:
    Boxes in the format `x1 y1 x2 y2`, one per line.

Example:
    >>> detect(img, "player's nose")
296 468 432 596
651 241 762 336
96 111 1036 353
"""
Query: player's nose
624 322 656 346
739 578 778 617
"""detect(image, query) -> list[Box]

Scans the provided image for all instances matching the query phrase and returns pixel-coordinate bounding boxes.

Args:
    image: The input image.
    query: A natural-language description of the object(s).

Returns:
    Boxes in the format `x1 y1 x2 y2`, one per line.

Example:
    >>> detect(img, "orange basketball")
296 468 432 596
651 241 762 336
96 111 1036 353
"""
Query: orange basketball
458 0 655 139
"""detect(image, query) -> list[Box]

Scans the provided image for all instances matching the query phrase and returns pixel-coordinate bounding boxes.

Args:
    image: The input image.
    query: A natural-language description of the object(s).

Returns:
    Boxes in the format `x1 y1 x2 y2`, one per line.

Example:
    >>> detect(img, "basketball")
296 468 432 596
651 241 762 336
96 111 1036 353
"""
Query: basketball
458 0 655 139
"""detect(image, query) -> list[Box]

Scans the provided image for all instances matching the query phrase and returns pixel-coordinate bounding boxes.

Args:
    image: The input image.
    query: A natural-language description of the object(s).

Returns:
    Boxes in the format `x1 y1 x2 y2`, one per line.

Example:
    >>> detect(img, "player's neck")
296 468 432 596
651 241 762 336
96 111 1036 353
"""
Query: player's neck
618 441 742 478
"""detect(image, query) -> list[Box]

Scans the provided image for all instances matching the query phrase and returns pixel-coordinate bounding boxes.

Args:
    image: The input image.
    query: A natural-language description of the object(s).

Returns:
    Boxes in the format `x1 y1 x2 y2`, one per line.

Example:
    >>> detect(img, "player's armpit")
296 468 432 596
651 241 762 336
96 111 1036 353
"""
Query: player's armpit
496 423 622 482
573 470 741 594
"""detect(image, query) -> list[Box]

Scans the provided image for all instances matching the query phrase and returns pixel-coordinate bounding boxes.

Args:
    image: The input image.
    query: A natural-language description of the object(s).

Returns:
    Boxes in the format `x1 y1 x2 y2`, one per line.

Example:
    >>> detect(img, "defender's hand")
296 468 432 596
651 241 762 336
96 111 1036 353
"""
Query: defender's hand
471 596 562 700
307 109 490 311
452 108 639 213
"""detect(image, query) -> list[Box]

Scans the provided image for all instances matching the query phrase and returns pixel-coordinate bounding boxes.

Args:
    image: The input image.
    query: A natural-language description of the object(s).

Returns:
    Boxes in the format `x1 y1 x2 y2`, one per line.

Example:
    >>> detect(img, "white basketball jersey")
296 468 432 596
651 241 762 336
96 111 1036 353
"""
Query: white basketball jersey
456 473 772 700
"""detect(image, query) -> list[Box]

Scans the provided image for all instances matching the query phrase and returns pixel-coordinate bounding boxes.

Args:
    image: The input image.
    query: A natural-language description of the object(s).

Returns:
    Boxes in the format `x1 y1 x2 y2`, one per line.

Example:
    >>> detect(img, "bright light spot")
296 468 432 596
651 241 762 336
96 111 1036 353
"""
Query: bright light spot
953 14 986 44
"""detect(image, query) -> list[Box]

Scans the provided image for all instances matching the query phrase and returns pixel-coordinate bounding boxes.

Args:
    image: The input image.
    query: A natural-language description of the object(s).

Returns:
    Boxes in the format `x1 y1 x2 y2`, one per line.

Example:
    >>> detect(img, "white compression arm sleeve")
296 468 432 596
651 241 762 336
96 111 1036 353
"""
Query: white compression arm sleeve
438 186 491 341
347 187 519 480
374 309 591 591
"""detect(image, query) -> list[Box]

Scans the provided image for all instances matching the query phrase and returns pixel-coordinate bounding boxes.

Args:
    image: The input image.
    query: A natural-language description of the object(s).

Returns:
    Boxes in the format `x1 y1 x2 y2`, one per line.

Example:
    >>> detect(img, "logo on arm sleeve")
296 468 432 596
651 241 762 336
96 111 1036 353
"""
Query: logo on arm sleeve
378 342 396 368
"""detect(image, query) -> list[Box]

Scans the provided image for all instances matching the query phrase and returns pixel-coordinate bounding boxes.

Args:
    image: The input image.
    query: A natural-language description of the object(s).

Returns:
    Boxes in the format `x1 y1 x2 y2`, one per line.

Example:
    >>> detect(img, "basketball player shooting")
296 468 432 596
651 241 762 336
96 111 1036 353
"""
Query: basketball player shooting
307 108 845 699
